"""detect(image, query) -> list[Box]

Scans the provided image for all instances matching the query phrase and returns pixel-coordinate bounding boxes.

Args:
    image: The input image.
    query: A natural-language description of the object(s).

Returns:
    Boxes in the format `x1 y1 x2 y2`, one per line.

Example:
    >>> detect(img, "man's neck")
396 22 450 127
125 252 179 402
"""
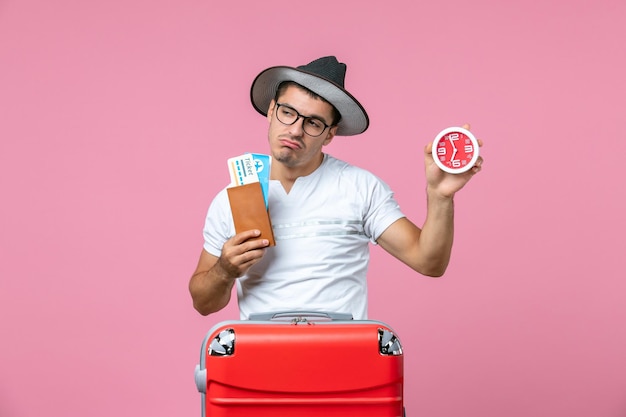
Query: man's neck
271 153 325 194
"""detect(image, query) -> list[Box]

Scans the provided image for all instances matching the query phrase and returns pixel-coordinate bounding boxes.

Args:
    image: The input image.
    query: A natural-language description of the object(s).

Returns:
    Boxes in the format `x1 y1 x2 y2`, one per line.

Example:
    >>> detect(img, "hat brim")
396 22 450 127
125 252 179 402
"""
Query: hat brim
250 66 369 136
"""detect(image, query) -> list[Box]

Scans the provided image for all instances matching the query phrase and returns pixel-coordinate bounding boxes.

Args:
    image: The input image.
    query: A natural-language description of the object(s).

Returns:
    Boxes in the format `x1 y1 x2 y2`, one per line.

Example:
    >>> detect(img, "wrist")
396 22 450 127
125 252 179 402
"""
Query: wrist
214 257 239 282
426 185 455 203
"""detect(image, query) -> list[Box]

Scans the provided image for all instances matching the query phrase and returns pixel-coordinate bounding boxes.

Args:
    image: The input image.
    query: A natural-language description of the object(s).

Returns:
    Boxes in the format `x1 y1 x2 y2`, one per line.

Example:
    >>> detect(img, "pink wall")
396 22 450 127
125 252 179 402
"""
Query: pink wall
1 0 625 416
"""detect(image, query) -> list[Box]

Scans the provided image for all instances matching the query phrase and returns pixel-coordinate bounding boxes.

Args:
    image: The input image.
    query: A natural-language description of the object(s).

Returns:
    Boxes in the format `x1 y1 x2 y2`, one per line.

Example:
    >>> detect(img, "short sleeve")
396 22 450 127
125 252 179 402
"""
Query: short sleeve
202 187 235 257
361 173 405 243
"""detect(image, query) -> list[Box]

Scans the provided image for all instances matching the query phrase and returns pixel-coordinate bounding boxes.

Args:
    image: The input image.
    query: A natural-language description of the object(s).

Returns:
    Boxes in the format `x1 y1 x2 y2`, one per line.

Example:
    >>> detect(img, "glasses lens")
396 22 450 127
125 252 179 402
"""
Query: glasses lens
276 105 296 125
276 104 327 137
303 118 325 137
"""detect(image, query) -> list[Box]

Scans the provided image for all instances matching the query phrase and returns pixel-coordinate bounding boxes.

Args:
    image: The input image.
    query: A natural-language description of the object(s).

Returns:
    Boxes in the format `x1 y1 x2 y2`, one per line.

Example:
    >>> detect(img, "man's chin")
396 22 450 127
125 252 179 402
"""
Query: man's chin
273 148 300 166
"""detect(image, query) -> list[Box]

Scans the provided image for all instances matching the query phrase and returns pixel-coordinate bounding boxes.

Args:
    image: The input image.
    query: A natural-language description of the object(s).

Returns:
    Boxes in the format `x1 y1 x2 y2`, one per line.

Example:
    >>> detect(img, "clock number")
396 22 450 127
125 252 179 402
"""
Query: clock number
448 133 460 140
437 147 446 155
464 145 473 153
452 159 461 168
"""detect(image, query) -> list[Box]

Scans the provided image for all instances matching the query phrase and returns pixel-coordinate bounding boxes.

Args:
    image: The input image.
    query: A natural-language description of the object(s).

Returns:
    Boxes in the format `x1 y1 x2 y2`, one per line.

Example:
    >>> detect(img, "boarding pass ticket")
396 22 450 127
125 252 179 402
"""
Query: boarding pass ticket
227 154 259 186
227 153 271 208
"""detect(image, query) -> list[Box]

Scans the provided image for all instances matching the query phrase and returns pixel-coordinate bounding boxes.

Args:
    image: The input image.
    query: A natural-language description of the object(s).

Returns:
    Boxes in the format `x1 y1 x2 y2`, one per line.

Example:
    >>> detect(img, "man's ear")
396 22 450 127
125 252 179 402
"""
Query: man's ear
266 100 276 123
322 126 337 146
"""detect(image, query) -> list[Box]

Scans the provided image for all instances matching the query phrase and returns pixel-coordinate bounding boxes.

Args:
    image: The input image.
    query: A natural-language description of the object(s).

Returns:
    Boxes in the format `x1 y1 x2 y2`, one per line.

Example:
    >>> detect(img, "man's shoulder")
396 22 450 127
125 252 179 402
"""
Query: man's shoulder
323 154 372 176
207 185 231 211
323 154 384 186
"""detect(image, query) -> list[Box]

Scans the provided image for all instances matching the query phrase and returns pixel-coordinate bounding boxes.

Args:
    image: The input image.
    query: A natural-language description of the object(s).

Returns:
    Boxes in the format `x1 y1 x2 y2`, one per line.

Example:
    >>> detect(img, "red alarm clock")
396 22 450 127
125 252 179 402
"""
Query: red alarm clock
432 127 480 174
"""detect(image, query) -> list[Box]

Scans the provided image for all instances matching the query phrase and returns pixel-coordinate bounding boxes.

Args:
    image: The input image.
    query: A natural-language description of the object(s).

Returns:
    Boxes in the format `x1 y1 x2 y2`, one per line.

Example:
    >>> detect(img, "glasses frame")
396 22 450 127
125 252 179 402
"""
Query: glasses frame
274 103 333 137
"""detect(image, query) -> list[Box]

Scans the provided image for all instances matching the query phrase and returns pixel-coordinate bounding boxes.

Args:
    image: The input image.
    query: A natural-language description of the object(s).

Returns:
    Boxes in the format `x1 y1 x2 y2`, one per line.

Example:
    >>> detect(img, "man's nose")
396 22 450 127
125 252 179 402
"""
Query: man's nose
288 116 305 136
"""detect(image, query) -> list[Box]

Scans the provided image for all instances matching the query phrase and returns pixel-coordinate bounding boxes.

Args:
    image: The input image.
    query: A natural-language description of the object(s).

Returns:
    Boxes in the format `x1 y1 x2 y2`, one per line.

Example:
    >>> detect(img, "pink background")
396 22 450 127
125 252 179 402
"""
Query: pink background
1 0 625 416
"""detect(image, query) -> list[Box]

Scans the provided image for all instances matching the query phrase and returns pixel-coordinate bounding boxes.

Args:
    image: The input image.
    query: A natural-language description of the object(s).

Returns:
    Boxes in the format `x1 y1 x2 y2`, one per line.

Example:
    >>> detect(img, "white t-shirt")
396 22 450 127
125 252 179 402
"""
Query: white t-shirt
203 154 405 319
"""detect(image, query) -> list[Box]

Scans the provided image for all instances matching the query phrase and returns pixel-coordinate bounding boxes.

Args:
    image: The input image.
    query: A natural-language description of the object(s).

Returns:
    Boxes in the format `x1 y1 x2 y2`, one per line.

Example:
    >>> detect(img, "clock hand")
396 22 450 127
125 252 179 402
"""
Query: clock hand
449 135 458 162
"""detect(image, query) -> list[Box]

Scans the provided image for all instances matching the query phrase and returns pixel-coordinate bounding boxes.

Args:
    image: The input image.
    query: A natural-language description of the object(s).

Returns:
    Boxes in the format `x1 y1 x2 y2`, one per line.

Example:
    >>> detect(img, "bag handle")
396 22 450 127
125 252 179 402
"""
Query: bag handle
248 311 353 322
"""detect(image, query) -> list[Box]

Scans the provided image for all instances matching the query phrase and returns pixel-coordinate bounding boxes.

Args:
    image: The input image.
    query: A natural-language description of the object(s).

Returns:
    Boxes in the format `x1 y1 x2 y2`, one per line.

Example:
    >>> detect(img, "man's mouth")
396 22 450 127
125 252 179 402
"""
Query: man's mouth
279 138 302 150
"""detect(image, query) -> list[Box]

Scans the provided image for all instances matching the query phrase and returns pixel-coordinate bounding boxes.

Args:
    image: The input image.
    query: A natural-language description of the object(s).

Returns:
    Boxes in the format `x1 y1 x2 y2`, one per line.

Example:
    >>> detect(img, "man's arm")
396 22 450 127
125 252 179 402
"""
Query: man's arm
189 229 269 315
376 191 454 277
377 124 483 277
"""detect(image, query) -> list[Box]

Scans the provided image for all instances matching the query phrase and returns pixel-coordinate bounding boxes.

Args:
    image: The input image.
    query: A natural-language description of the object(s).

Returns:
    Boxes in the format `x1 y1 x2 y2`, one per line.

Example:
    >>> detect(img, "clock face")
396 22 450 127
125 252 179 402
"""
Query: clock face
433 127 479 174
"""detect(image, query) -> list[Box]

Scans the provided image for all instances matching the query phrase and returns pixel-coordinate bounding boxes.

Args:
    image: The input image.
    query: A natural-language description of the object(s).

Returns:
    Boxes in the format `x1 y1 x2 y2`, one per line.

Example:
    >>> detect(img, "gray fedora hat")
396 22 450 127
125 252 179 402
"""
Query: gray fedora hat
250 56 369 136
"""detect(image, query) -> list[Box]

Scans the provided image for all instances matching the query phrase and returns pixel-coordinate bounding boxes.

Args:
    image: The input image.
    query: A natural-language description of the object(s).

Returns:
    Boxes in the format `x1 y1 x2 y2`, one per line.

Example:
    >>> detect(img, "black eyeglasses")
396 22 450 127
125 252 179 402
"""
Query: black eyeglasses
274 103 332 137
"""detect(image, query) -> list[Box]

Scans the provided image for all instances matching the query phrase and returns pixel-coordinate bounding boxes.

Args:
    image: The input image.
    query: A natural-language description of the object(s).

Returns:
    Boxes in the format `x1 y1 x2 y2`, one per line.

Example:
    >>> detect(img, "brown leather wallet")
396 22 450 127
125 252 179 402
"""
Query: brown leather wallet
227 182 275 246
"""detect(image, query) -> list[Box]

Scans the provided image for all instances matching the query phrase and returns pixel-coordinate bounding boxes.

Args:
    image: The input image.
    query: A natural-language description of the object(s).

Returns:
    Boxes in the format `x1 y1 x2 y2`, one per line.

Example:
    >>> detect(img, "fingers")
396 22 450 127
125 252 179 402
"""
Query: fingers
219 229 270 277
467 123 483 171
471 156 484 174
225 230 269 259
231 229 263 245
460 123 484 147
231 247 265 268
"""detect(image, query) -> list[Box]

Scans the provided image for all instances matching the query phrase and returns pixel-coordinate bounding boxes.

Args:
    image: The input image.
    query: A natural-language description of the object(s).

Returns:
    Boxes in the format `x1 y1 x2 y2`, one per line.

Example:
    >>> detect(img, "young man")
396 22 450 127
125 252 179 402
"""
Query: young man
189 56 483 320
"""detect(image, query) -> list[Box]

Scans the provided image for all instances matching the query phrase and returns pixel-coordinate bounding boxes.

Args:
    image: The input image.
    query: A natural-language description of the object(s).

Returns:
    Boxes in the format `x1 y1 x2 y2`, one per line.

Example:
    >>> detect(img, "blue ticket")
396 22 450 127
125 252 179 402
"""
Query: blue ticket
248 153 271 209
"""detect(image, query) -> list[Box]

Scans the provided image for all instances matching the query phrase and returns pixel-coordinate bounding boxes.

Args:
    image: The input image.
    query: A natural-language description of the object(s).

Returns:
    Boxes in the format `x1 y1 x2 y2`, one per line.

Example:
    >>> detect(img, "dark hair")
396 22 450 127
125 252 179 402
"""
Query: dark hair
274 81 342 126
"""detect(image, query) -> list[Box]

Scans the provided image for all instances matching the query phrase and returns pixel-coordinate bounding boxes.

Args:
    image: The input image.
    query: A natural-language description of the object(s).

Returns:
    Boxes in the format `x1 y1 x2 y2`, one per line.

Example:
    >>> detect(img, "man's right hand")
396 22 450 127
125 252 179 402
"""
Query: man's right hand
188 230 269 315
217 229 270 279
